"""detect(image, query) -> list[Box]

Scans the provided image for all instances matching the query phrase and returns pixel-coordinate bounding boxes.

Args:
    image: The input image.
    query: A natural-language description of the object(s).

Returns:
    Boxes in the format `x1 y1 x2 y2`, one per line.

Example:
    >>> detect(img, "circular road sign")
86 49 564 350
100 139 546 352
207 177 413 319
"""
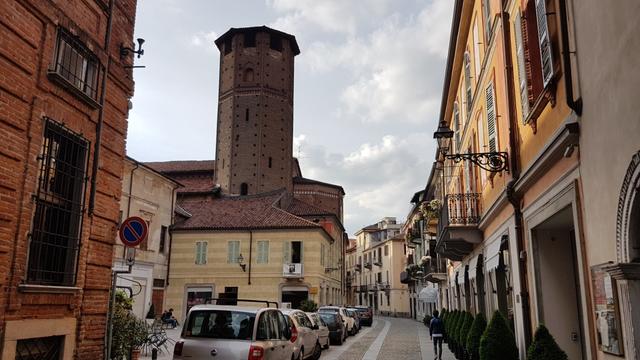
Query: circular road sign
119 216 148 247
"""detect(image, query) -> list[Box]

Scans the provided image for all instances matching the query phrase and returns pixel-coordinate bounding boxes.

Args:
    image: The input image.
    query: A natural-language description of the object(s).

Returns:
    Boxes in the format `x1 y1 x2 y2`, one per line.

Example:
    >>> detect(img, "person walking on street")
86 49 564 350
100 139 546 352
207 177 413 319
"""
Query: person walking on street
429 310 444 360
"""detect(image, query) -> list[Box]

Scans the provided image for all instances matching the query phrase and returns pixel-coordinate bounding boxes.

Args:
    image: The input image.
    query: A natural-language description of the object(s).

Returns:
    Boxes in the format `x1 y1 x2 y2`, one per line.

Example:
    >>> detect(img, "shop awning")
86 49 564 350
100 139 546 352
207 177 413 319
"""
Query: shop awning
418 287 438 303
484 240 502 271
468 254 480 280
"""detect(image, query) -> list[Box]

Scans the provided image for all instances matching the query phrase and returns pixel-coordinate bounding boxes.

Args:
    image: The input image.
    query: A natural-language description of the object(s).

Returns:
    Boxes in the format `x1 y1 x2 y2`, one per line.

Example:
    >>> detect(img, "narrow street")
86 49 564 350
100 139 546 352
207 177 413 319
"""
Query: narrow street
143 317 455 360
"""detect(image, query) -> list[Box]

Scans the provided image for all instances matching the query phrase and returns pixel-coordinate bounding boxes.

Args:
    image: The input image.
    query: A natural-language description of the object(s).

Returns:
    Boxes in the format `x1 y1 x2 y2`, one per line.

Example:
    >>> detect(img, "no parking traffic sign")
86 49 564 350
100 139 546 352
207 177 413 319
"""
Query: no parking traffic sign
119 216 148 247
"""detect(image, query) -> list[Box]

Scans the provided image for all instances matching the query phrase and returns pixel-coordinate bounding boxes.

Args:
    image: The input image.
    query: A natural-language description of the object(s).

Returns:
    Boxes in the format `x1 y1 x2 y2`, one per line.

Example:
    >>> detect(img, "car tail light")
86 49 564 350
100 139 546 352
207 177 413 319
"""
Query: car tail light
248 345 264 360
174 341 184 356
290 323 299 343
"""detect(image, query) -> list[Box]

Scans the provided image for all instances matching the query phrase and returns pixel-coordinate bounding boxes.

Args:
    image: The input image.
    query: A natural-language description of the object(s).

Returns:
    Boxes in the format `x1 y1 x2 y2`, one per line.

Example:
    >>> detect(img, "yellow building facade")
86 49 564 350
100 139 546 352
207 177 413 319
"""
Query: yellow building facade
422 0 594 358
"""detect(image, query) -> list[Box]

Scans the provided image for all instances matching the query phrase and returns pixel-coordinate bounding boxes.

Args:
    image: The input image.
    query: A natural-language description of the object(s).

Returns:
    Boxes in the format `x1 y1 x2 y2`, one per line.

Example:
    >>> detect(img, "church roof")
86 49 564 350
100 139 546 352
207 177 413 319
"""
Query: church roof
293 177 345 195
172 189 322 231
286 198 334 216
145 160 215 173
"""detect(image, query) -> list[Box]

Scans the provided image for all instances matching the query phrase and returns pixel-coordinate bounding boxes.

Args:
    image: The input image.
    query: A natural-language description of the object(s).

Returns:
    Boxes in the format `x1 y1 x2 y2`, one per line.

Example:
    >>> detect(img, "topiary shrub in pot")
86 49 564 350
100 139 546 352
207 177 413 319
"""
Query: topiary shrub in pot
441 309 449 341
459 312 474 360
452 311 465 358
446 310 456 349
423 314 433 326
479 310 518 360
527 325 568 360
466 312 487 360
449 310 460 352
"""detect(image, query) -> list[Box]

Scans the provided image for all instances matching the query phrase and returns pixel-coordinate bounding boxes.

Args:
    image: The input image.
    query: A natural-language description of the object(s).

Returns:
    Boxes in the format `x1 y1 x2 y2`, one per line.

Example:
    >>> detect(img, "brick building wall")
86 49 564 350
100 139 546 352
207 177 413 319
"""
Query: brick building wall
293 182 345 222
214 27 299 196
0 0 137 358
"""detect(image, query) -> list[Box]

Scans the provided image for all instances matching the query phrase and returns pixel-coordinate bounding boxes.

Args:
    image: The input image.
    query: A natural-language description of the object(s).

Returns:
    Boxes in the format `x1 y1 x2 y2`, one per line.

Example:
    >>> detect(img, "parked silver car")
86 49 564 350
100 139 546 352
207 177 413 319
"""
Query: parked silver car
305 312 330 349
318 306 355 336
282 309 321 360
173 303 294 360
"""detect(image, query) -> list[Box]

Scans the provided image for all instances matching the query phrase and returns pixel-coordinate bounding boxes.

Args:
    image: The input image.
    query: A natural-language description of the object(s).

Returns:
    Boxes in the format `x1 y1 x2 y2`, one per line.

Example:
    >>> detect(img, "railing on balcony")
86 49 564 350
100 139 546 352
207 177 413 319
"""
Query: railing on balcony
438 193 481 231
283 263 303 278
355 263 362 272
364 261 372 269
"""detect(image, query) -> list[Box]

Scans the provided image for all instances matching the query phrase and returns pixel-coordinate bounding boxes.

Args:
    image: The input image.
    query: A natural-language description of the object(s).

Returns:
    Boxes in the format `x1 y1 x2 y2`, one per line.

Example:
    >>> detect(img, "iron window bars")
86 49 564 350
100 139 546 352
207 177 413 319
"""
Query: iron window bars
27 119 89 286
16 336 63 360
48 28 101 107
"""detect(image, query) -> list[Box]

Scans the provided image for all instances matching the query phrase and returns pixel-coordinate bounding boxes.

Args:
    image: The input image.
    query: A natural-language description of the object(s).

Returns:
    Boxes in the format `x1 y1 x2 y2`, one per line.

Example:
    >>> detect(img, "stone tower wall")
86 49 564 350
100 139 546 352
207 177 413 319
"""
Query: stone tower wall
215 29 297 195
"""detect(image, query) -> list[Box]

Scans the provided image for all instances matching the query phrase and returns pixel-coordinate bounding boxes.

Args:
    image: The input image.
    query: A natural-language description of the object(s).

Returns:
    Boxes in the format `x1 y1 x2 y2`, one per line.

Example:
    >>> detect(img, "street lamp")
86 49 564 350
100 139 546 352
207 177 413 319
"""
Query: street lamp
433 121 509 173
237 254 247 272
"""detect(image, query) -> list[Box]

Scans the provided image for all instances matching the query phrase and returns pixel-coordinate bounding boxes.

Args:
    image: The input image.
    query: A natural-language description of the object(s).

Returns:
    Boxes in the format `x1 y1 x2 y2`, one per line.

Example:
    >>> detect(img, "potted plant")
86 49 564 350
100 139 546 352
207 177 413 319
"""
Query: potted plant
299 299 318 312
111 291 149 359
479 311 518 360
459 312 474 359
466 312 487 360
527 325 568 360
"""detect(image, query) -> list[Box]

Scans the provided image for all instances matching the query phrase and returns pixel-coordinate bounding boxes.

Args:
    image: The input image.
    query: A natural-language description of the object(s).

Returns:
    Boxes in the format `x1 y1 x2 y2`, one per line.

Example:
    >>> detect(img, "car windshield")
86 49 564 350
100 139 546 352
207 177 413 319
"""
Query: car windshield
318 308 338 314
319 313 336 325
355 309 368 314
185 310 255 340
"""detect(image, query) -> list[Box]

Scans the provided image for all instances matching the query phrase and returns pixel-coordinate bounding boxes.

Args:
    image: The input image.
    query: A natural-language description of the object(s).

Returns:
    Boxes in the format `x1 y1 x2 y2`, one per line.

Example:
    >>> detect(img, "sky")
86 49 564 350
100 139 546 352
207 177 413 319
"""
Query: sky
127 0 454 236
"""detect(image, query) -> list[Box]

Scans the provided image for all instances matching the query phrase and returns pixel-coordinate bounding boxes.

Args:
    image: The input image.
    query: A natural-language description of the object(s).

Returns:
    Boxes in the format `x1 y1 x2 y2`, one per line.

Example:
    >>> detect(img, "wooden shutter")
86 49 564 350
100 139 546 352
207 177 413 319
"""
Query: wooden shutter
483 0 492 41
477 116 487 185
464 52 473 115
514 12 530 119
202 242 207 264
485 83 497 152
195 242 201 264
473 20 481 79
535 0 553 87
228 241 239 263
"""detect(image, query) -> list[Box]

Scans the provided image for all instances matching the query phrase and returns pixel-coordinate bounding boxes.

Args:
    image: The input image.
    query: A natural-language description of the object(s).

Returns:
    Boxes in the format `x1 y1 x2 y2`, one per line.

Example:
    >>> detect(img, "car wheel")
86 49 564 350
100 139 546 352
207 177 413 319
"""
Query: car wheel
324 337 330 349
312 342 321 360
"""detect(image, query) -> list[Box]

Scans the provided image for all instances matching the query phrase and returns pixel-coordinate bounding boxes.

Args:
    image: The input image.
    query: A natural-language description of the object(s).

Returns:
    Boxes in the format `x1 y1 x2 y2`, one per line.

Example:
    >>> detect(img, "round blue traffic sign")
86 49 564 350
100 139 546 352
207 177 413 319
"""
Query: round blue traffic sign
119 216 148 247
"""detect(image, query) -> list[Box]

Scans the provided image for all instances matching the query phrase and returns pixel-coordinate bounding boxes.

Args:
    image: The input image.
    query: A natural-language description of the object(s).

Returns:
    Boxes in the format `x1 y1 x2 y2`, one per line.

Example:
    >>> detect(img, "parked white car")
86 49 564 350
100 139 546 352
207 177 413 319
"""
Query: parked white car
173 302 294 360
282 309 321 360
318 306 355 336
306 312 330 349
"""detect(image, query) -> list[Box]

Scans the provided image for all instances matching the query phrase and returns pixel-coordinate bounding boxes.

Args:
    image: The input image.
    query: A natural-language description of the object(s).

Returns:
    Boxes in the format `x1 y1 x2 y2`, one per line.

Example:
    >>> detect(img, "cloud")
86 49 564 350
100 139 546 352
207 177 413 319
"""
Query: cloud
190 31 219 49
267 0 393 36
295 133 436 234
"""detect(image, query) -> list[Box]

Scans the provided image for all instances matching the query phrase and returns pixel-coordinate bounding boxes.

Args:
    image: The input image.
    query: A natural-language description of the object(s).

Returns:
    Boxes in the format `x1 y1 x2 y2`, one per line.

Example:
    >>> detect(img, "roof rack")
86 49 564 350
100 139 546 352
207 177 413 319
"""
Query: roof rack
203 298 279 308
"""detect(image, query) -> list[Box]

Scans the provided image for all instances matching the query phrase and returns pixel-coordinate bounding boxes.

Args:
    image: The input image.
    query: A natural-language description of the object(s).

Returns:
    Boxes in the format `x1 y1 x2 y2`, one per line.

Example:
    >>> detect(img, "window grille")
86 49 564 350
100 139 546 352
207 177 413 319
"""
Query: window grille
50 28 100 102
28 119 88 286
16 336 63 360
153 278 165 288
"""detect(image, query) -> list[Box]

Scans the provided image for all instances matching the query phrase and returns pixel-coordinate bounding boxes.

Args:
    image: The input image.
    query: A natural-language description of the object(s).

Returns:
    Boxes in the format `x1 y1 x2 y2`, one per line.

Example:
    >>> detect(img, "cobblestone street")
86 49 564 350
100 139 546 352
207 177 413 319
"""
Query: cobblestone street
144 317 456 360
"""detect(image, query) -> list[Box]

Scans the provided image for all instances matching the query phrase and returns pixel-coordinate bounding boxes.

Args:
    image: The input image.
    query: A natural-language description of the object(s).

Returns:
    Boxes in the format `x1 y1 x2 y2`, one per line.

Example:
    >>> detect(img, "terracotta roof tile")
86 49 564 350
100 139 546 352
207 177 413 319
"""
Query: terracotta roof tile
145 160 215 173
287 198 333 216
173 190 322 231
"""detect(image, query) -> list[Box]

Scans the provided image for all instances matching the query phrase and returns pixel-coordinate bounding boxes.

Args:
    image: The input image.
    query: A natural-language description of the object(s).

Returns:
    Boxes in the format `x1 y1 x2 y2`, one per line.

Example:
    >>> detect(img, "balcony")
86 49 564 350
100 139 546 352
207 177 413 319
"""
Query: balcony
364 261 372 270
283 263 303 278
359 285 367 293
435 193 483 261
373 259 383 267
355 263 362 272
400 271 414 285
366 283 377 292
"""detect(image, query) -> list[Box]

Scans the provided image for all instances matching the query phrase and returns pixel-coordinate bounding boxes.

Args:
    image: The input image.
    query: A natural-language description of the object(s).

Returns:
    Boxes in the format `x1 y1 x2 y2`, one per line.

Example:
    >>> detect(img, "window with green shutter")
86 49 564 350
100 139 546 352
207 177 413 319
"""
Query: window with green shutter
195 241 207 265
257 241 269 264
535 0 554 87
227 240 240 263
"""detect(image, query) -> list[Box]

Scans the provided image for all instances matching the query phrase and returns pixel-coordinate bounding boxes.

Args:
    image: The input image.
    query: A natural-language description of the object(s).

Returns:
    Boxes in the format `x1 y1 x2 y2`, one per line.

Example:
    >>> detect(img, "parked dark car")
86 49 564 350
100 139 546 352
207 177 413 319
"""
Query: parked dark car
354 306 373 326
318 312 346 345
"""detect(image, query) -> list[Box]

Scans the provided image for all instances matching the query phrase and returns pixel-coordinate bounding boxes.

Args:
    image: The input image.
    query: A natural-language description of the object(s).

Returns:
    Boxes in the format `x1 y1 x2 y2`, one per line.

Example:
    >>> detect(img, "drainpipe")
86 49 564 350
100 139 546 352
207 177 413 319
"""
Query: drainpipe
101 1 115 359
558 0 582 115
126 161 139 217
248 230 253 285
165 186 178 287
500 4 532 348
89 0 115 215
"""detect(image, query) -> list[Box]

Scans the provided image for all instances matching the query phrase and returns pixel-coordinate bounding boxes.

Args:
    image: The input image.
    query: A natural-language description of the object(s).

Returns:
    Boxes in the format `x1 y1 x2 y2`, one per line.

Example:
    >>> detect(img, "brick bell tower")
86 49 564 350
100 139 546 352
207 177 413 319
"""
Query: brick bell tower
213 26 300 196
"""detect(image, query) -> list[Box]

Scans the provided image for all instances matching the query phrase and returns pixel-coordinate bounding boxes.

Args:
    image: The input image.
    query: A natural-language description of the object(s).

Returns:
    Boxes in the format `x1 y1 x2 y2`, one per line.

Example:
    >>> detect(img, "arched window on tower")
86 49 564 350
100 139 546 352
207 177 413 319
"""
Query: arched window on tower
240 183 248 196
243 68 254 82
